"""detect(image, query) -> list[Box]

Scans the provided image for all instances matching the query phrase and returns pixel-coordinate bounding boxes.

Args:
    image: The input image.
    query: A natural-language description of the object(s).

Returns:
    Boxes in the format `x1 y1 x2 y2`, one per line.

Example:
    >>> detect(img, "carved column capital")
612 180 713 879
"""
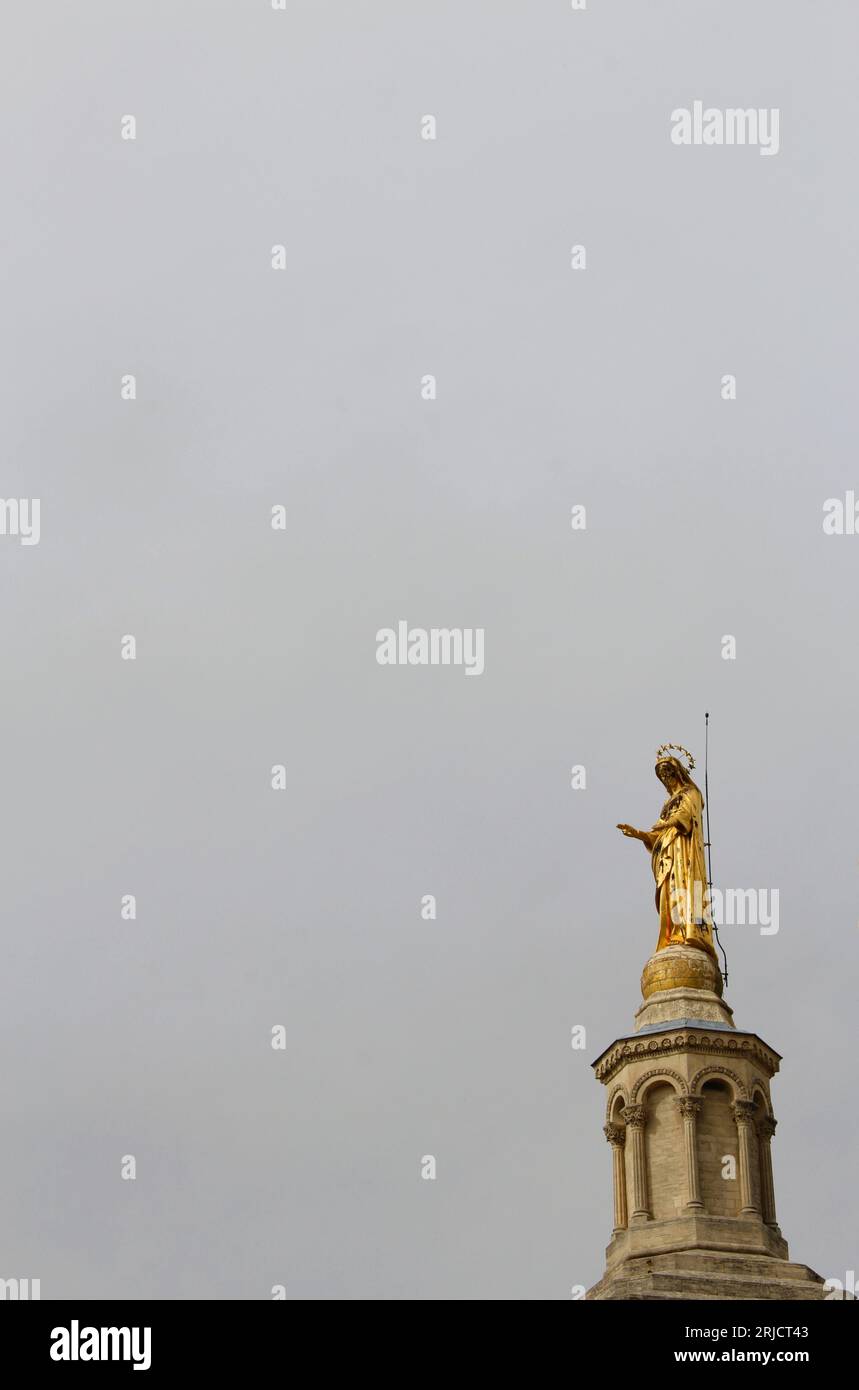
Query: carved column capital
731 1099 757 1128
758 1114 777 1142
676 1097 703 1121
603 1123 626 1148
621 1104 647 1130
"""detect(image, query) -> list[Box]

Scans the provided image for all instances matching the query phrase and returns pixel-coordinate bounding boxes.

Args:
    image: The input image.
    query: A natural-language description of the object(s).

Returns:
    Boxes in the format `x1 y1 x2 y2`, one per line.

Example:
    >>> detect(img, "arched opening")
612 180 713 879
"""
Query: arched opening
698 1079 740 1217
642 1081 681 1221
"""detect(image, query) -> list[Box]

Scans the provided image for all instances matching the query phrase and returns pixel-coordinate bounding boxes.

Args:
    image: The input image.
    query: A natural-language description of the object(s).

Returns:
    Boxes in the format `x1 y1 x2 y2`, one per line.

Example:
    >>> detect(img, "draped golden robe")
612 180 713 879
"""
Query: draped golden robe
651 782 717 958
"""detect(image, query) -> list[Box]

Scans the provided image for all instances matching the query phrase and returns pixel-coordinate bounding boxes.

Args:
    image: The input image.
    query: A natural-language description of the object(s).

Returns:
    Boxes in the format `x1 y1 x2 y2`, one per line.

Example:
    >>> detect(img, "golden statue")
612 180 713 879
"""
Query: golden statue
617 744 717 959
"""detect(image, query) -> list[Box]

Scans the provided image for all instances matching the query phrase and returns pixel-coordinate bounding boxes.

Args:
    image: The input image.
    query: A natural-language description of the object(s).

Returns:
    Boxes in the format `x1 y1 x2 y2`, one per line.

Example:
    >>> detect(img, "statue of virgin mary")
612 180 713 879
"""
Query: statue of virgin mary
617 746 717 959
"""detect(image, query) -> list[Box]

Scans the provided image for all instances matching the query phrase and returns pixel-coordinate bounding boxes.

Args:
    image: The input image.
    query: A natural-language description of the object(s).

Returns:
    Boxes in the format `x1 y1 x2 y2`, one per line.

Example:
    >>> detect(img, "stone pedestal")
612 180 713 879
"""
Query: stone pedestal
586 944 827 1301
636 944 734 1030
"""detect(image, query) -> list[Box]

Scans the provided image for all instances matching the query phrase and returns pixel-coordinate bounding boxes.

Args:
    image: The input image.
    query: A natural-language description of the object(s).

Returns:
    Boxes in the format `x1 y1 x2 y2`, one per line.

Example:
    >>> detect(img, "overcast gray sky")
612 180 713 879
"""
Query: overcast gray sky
1 0 856 1299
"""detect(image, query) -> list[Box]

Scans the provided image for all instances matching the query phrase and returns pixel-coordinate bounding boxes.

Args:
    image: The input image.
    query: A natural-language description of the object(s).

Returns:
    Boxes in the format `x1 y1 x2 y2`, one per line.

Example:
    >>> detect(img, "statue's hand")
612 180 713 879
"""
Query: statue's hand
616 823 640 839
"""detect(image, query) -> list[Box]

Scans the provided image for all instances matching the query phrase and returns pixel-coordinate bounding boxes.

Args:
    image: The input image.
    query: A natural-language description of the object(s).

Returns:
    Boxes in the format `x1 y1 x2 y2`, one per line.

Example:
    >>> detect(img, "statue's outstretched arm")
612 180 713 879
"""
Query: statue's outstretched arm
617 824 659 850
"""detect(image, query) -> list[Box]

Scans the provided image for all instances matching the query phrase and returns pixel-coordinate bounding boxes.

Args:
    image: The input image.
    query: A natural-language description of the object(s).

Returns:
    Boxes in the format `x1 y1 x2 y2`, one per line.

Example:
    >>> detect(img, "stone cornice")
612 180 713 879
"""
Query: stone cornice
592 1027 781 1085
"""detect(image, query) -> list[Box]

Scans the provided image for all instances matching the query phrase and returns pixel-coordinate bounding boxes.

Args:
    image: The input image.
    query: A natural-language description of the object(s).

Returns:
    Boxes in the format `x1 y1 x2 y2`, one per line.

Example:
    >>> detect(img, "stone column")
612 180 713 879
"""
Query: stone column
757 1115 778 1227
621 1105 649 1221
676 1097 704 1212
732 1100 760 1217
603 1123 627 1232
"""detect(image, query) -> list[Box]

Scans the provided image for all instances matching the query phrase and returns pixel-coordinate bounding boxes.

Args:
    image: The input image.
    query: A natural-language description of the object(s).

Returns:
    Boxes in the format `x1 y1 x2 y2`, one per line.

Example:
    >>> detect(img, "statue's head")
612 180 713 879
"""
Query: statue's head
655 744 696 790
655 746 695 793
655 757 685 792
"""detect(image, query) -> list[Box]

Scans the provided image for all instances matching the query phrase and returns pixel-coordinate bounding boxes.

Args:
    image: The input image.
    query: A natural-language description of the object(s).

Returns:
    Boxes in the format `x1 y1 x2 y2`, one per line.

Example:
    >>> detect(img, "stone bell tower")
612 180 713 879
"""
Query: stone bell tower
586 942 827 1300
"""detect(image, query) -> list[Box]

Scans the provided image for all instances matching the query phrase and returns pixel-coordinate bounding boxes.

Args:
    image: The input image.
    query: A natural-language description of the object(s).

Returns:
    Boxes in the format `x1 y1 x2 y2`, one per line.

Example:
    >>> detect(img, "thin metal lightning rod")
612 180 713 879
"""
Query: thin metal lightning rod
704 711 729 988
